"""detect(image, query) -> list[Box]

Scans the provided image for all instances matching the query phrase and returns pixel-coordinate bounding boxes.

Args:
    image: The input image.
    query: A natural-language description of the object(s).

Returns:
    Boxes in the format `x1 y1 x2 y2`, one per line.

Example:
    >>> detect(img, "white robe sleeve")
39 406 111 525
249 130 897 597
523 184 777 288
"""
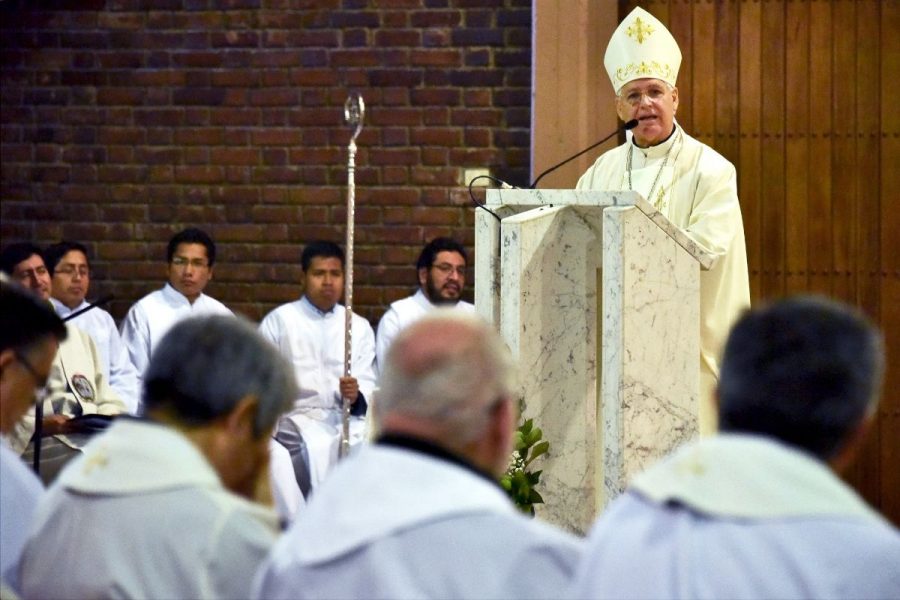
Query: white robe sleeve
374 307 401 377
119 304 151 384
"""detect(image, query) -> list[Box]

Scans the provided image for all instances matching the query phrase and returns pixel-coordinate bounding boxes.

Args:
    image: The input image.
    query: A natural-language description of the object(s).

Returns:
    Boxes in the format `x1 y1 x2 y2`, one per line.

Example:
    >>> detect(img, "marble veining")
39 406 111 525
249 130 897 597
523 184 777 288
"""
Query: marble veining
476 190 702 534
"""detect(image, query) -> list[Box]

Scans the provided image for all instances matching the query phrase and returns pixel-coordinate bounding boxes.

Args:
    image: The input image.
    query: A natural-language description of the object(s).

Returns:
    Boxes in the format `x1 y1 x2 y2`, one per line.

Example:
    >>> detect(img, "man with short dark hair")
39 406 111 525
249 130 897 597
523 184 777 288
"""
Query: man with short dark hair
120 227 232 391
20 315 297 600
571 296 900 599
0 278 67 595
44 241 140 413
375 237 475 374
254 312 582 599
0 243 125 483
259 241 376 518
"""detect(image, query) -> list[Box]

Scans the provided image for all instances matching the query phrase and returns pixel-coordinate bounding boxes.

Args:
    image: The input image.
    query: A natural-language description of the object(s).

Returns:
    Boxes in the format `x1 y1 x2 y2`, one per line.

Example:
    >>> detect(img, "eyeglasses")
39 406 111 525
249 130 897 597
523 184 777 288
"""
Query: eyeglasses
171 257 209 269
618 84 671 107
432 263 466 277
15 352 50 392
55 265 90 277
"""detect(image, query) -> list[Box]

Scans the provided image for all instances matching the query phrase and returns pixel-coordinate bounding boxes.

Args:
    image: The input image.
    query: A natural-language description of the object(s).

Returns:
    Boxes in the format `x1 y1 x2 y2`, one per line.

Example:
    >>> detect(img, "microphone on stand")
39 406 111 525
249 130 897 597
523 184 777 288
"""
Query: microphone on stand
469 119 638 220
529 119 639 189
61 294 114 322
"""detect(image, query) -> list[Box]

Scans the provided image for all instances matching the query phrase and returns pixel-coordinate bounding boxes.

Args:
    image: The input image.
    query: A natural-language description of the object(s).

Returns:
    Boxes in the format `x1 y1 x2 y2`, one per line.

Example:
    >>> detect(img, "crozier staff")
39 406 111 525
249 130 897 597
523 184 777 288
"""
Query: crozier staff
576 7 750 434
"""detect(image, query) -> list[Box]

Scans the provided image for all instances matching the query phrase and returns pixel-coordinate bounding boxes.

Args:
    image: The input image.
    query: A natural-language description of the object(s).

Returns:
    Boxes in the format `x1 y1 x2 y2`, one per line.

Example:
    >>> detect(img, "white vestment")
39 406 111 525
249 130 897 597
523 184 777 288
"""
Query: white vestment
375 289 475 375
577 124 750 434
253 442 583 600
51 298 140 414
570 434 900 599
259 296 376 519
0 438 42 594
119 283 232 389
19 419 280 600
9 322 125 455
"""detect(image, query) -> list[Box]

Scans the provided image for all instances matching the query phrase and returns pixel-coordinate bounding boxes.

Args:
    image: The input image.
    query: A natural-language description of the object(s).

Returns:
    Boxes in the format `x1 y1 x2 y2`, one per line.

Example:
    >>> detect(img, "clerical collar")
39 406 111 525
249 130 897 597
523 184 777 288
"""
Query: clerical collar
631 123 680 159
376 432 502 489
301 294 336 316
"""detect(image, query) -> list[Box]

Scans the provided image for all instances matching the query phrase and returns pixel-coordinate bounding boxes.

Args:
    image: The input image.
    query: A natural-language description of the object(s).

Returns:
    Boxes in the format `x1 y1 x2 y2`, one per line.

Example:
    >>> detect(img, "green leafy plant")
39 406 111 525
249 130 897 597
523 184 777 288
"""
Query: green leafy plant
499 418 550 515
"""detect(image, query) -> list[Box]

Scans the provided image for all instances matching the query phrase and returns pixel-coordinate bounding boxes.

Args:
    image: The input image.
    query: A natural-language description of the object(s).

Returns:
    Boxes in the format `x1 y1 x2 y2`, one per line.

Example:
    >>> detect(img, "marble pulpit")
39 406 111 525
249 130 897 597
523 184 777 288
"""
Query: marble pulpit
474 189 716 534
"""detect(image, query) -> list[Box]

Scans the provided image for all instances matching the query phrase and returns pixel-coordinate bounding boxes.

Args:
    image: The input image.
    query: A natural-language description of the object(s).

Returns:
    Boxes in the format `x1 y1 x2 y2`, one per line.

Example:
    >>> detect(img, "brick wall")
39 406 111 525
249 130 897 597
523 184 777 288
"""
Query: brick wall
0 0 532 325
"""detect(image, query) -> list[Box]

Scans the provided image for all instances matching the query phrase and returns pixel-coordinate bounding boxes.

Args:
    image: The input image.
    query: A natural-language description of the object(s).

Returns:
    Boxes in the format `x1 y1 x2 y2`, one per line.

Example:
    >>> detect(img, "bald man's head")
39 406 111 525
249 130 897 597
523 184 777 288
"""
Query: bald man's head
379 312 515 447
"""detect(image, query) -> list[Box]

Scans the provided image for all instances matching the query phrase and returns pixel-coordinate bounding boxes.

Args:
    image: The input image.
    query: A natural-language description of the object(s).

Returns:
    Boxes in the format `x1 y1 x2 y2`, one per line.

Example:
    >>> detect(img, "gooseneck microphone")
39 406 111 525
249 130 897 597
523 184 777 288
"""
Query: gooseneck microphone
529 119 639 189
61 293 115 322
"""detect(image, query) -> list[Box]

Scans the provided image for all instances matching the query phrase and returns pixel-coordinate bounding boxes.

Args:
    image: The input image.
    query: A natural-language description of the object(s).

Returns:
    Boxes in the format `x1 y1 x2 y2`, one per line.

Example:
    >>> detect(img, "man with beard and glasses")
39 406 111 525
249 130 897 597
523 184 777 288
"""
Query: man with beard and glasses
375 237 475 375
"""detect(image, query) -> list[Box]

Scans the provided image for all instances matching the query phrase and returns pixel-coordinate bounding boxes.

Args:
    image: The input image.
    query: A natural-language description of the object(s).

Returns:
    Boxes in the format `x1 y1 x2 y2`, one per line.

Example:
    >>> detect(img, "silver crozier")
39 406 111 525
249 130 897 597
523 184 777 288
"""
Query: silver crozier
340 92 364 459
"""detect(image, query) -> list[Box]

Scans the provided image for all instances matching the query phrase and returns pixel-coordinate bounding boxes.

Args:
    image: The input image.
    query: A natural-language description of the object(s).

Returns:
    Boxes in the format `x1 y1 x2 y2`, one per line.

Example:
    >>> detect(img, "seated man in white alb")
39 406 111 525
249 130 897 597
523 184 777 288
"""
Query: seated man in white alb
44 241 140 413
253 312 583 600
19 315 296 600
1 243 125 485
120 227 232 393
375 237 474 374
571 296 900 599
259 241 376 518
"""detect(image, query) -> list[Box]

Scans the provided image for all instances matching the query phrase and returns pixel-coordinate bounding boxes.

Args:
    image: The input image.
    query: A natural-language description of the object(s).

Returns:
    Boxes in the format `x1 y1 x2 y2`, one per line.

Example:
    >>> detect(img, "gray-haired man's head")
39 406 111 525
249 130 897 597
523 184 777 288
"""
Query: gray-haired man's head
143 315 296 437
378 312 516 475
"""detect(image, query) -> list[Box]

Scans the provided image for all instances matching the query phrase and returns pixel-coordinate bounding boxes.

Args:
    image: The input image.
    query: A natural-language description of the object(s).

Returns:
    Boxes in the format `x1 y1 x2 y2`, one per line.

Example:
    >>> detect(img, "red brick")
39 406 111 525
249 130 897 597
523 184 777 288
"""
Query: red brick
171 128 217 145
422 147 448 166
175 166 224 184
411 10 461 27
210 147 259 166
210 108 258 126
382 166 408 185
132 147 179 165
464 128 491 147
410 127 461 146
410 49 462 67
374 29 422 47
95 88 142 106
411 88 461 106
252 130 302 145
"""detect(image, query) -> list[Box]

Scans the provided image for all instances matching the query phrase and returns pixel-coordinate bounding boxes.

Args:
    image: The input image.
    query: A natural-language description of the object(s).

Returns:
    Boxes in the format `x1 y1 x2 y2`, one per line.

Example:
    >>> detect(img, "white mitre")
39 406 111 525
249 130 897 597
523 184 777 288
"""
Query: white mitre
604 7 682 93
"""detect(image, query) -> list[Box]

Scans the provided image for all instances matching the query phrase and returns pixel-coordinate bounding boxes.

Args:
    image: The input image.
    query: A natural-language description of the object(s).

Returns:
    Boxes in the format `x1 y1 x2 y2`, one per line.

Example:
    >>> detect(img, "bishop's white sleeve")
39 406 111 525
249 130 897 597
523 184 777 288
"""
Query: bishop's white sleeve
682 155 740 259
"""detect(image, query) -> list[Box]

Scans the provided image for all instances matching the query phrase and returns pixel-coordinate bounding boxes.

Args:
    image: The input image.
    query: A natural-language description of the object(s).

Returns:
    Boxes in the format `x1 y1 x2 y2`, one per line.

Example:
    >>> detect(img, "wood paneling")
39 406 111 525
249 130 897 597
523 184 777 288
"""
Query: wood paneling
535 0 898 524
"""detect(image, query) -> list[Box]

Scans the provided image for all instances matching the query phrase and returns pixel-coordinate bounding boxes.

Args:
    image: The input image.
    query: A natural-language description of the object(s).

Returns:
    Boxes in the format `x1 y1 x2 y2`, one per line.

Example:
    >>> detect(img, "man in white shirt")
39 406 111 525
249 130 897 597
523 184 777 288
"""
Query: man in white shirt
44 241 140 413
120 227 232 391
576 7 750 434
0 278 67 596
254 312 582 599
0 243 125 484
571 296 900 599
20 315 297 600
259 241 376 518
375 237 475 374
